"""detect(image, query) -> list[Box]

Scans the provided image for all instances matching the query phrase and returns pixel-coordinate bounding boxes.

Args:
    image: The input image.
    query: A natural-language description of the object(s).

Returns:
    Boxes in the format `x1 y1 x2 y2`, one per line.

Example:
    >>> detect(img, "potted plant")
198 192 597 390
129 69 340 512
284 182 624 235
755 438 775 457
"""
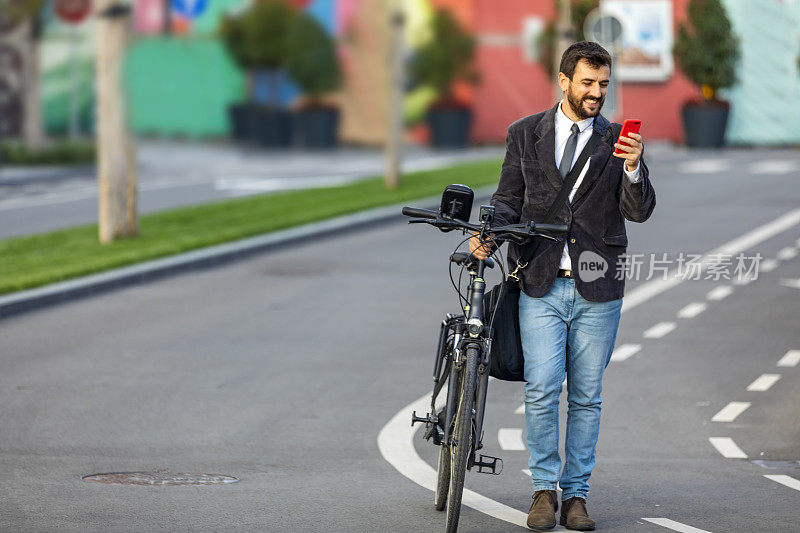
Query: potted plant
409 9 479 149
673 0 739 148
284 12 342 149
219 0 295 147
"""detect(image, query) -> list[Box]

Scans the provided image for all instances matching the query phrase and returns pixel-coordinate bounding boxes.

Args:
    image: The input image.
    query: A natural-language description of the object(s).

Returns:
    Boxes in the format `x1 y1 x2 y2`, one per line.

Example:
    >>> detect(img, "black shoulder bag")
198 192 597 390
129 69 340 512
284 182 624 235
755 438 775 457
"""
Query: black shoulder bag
484 130 603 381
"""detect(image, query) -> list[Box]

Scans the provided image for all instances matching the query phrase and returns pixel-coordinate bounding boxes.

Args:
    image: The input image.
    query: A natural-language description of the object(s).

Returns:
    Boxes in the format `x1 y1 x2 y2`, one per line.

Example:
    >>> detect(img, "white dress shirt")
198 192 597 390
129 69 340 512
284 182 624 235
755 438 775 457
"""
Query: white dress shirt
554 100 640 270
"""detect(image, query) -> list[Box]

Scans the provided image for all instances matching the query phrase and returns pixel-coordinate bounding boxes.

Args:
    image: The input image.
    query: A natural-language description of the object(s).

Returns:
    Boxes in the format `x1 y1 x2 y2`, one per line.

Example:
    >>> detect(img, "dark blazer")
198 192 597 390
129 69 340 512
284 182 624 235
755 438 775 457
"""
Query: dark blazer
490 102 656 302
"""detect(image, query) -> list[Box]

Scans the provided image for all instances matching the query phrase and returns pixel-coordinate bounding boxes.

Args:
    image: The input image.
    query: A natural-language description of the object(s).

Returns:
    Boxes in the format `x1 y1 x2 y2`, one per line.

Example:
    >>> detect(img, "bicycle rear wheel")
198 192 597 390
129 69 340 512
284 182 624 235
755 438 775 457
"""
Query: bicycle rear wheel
434 443 450 510
445 346 478 532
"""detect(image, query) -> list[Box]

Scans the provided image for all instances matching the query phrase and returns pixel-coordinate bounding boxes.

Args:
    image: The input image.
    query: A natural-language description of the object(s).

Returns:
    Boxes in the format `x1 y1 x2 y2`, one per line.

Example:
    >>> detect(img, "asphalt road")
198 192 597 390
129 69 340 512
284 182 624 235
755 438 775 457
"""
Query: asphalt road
1 147 800 532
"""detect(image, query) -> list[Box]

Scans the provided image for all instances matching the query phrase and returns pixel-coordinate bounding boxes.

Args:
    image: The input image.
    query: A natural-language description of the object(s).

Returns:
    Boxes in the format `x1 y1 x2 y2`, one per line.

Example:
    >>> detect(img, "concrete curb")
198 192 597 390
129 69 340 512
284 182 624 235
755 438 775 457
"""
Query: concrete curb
0 186 495 319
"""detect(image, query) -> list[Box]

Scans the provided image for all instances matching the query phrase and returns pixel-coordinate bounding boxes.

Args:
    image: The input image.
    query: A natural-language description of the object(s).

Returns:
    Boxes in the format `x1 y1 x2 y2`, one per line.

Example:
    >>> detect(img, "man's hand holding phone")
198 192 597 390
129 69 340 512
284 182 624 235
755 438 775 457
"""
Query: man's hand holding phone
613 119 644 172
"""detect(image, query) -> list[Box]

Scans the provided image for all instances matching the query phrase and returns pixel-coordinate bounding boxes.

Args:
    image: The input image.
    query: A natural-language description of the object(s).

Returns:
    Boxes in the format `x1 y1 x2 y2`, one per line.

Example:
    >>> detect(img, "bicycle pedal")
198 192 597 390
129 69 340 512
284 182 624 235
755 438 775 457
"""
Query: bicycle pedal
474 454 503 475
411 410 438 427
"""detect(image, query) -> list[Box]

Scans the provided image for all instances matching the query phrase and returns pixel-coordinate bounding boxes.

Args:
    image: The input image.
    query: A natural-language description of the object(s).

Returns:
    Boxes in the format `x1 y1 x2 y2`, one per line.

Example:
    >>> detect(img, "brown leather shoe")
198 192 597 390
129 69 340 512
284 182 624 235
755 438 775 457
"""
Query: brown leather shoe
560 497 595 530
527 490 558 530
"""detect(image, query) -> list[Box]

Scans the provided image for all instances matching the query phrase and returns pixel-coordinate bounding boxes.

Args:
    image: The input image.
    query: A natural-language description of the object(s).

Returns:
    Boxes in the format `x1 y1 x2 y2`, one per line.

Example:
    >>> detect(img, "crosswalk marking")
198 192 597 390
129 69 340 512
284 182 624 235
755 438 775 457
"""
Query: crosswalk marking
642 517 713 533
747 373 781 391
611 343 641 362
643 321 676 339
677 302 706 318
679 159 728 174
706 286 733 301
708 437 748 458
764 474 800 492
498 428 525 451
777 350 800 367
711 401 750 422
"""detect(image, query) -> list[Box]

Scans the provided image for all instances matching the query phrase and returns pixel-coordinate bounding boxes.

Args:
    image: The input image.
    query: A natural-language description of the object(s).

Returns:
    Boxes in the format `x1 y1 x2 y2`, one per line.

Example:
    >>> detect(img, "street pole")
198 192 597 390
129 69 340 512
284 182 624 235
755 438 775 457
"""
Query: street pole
384 0 404 190
68 25 79 140
163 0 172 35
553 0 573 101
96 0 137 243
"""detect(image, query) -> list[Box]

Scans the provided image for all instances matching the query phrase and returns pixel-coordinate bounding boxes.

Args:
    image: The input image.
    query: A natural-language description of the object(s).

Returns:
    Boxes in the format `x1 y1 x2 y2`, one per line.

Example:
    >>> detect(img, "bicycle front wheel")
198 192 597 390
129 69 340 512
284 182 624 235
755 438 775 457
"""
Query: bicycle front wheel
445 345 478 532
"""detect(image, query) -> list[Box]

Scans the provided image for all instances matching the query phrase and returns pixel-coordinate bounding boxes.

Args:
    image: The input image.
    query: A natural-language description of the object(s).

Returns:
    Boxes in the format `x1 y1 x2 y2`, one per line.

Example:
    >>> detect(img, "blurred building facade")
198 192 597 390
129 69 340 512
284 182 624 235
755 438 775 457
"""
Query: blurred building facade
19 0 800 145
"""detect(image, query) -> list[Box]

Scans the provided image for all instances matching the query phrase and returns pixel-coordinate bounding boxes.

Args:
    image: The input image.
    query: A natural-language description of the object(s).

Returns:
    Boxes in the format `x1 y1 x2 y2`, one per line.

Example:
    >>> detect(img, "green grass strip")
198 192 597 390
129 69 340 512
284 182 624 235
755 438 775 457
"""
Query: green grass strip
0 157 502 295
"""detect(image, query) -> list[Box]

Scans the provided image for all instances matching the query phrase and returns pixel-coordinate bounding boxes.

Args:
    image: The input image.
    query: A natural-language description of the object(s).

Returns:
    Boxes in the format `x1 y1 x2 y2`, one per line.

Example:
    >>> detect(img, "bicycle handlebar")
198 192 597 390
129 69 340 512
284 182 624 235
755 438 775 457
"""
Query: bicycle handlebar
401 206 569 242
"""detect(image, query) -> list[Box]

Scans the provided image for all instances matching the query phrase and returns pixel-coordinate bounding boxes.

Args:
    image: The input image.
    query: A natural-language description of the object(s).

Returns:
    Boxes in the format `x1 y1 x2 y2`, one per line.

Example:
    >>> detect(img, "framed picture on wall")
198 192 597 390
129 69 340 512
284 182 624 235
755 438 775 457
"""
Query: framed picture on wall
602 0 674 82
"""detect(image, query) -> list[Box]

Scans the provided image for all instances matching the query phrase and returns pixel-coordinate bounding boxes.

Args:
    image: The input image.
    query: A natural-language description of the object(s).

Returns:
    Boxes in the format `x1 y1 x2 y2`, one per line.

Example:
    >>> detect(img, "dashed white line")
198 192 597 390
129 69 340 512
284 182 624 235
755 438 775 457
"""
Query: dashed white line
777 350 800 367
515 403 525 414
679 159 728 174
677 302 706 318
642 517 713 533
777 246 798 260
708 437 748 459
747 373 781 391
764 474 800 492
711 401 750 422
731 276 754 286
611 343 641 362
779 278 800 290
706 286 733 301
643 321 676 339
750 160 800 175
498 428 526 451
622 207 800 313
760 258 779 272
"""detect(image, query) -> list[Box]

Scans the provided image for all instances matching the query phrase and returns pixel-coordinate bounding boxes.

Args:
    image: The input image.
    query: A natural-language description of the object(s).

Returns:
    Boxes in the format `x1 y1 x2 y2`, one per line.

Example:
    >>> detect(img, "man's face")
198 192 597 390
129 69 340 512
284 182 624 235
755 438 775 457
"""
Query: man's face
558 59 610 119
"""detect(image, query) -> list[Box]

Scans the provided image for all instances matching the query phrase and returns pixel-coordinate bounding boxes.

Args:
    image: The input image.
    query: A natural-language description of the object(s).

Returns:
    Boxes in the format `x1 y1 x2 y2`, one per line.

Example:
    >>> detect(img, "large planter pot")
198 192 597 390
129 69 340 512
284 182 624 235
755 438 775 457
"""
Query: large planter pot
427 107 473 149
252 107 293 148
682 102 729 148
294 107 340 149
228 103 257 142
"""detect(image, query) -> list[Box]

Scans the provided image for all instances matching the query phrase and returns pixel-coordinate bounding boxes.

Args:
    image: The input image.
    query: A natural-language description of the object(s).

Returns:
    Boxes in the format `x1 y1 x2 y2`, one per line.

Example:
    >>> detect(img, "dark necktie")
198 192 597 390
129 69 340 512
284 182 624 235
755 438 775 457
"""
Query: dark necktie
559 123 580 180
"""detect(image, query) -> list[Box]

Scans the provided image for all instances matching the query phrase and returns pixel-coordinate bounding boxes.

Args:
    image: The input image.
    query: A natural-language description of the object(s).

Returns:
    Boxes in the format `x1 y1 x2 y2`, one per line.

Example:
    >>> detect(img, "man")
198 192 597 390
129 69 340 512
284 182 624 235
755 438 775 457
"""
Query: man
469 41 655 531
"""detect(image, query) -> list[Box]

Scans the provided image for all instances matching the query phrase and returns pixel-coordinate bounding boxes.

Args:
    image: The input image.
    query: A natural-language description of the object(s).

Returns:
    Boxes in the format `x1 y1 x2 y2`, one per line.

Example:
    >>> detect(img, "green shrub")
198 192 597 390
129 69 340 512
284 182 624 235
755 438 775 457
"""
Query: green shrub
284 12 341 100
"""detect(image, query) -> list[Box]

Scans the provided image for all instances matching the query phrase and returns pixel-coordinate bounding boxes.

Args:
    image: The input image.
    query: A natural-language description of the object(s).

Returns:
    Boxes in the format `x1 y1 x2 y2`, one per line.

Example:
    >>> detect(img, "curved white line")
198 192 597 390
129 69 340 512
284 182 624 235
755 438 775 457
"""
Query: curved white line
378 206 800 528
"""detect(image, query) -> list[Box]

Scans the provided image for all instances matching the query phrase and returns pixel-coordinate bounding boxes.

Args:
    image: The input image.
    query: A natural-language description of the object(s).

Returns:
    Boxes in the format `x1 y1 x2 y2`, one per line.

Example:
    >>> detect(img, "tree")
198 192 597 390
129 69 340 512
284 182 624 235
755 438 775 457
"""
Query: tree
673 0 739 101
284 12 341 102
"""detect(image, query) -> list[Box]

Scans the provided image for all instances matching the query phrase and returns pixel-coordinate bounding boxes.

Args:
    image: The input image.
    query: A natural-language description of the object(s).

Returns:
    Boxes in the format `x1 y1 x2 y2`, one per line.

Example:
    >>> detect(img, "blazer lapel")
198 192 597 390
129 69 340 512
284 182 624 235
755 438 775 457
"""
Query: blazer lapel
533 102 563 193
570 113 613 206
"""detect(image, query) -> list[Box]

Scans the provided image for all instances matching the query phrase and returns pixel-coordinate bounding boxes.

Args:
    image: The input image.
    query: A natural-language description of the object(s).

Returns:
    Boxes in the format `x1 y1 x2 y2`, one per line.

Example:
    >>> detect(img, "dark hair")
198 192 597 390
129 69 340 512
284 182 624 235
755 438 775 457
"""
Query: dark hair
559 41 612 79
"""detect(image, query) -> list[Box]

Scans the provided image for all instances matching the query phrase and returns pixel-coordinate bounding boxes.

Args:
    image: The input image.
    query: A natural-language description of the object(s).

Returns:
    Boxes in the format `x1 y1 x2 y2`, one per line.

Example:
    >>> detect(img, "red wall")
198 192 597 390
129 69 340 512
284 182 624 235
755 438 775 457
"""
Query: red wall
431 0 698 143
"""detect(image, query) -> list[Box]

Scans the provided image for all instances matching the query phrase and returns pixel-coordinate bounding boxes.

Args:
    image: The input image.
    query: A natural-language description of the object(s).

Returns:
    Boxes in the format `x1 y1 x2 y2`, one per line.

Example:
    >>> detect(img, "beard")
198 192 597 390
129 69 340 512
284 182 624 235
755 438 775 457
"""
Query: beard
566 86 605 119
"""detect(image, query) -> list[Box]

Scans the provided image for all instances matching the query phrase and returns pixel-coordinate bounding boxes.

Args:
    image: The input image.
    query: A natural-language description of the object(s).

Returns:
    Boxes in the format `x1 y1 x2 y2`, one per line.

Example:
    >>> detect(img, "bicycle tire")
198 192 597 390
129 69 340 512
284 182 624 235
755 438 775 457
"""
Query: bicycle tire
434 443 450 510
445 345 478 532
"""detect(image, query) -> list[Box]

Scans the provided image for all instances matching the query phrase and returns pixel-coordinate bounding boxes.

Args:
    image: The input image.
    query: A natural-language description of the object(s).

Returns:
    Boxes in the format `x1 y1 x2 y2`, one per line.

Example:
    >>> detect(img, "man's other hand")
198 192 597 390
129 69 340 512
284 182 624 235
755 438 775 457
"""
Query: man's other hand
613 132 643 172
469 232 493 260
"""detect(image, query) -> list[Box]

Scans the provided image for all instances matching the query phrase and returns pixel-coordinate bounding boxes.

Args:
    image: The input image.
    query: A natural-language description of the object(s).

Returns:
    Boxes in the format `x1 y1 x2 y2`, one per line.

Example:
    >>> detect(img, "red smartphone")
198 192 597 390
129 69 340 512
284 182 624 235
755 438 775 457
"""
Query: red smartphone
615 119 642 154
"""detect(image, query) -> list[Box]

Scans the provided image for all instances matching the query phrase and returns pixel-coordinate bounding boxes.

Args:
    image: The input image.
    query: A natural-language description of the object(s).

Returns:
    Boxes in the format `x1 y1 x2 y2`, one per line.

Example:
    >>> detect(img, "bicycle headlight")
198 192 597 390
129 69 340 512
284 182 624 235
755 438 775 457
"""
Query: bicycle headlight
467 318 483 337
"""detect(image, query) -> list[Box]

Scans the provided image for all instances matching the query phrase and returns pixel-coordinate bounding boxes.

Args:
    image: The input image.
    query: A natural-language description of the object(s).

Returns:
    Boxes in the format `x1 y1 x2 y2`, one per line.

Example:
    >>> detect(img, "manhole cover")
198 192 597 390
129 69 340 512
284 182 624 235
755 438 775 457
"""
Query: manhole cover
82 470 239 486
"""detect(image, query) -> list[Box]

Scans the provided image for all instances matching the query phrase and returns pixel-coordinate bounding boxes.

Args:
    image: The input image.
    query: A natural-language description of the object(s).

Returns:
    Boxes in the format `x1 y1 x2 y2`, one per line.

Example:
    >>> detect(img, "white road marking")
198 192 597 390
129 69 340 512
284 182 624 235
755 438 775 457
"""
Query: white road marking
611 343 641 362
706 286 733 300
377 391 532 528
515 403 525 414
764 474 800 492
708 437 748 458
777 246 798 260
760 258 778 272
677 302 706 318
379 207 800 529
779 278 800 290
711 401 750 422
498 428 526 451
623 207 800 312
642 517 713 533
678 159 728 174
777 350 800 367
750 160 800 175
522 469 531 477
731 276 754 286
747 373 781 391
643 322 676 339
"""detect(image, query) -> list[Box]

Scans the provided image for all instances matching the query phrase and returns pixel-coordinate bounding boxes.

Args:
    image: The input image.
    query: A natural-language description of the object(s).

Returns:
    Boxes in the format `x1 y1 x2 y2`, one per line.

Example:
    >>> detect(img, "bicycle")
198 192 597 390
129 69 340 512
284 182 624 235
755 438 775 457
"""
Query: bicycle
403 184 568 533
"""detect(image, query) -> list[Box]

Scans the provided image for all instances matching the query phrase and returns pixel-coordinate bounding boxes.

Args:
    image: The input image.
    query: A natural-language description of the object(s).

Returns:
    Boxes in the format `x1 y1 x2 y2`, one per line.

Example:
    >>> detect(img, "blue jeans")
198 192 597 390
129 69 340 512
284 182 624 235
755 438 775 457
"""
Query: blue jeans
519 277 622 502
